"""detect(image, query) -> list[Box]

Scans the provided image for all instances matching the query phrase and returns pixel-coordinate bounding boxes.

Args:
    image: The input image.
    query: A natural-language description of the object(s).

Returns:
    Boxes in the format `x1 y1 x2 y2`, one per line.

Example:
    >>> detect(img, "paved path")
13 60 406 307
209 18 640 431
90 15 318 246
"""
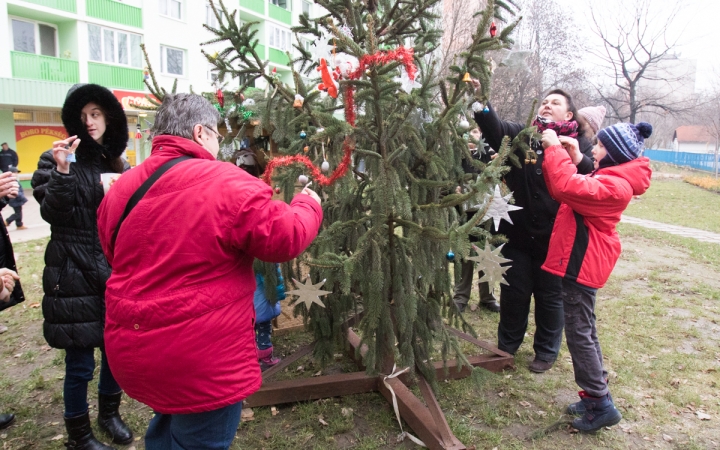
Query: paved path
3 191 51 244
621 215 720 245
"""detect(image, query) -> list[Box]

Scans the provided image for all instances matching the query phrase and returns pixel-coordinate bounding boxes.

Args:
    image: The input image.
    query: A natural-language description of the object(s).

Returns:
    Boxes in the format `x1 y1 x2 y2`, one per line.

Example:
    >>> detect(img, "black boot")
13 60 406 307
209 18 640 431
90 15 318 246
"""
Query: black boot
97 392 134 445
64 412 115 450
0 413 15 430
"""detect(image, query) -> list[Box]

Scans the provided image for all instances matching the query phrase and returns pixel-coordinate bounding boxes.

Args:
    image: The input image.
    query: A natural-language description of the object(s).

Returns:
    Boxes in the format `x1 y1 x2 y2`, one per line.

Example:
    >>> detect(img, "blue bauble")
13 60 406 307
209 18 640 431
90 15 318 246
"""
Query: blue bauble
446 251 455 261
300 131 307 139
482 106 490 114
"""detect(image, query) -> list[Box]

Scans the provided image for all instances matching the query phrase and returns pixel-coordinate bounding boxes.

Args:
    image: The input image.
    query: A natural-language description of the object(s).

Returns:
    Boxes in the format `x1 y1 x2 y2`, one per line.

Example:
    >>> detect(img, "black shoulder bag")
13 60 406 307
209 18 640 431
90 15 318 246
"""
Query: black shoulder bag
111 156 192 247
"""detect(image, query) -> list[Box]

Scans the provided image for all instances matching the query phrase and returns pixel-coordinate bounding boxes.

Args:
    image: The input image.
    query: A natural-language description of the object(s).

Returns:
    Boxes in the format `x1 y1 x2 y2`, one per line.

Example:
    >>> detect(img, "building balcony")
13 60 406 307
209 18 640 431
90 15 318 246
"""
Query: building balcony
0 77 73 108
268 48 289 66
11 51 79 84
18 0 76 13
86 0 143 28
268 3 291 24
88 62 144 90
239 0 264 15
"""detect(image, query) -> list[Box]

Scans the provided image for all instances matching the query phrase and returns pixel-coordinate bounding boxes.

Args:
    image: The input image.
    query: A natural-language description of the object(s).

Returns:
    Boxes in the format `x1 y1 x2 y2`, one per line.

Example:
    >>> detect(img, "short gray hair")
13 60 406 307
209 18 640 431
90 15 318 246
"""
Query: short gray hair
151 93 220 139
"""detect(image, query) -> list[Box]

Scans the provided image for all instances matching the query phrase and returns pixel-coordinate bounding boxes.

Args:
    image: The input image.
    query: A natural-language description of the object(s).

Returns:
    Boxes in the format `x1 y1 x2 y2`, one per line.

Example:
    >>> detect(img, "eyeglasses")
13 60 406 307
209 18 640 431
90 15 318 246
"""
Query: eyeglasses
206 127 224 144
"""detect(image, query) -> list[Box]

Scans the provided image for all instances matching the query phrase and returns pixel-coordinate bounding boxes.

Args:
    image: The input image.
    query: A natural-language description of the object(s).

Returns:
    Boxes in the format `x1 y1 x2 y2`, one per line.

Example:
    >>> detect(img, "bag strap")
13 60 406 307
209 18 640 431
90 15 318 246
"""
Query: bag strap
111 155 192 247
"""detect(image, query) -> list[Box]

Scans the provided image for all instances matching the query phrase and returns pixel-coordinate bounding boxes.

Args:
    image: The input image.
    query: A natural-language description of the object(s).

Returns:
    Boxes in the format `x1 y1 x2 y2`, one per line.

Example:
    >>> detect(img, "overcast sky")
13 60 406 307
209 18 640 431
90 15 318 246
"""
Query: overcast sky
547 0 720 91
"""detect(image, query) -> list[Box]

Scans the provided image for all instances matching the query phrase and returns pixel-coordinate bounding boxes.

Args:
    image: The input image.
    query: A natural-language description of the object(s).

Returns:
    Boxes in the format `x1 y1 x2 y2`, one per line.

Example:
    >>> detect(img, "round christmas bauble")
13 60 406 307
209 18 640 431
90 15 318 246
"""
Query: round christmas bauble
303 145 309 153
459 118 470 130
274 186 281 194
446 251 455 261
321 161 330 172
298 174 309 184
483 106 490 114
300 130 307 139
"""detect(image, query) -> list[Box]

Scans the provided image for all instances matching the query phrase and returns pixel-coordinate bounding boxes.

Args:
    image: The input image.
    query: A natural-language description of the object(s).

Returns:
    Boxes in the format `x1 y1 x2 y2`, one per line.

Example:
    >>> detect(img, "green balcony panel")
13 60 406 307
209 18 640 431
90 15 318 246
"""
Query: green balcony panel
19 0 76 13
268 4 291 24
87 0 143 28
88 63 144 90
269 48 289 66
240 0 264 15
253 44 266 59
11 52 79 84
0 77 74 108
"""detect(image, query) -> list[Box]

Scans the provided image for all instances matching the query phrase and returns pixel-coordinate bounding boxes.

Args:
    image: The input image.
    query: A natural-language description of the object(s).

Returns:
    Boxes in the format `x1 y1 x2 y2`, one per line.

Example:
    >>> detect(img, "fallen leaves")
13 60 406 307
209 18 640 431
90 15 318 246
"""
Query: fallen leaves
50 434 63 441
662 434 674 442
318 415 328 426
696 411 711 420
270 406 278 416
240 407 254 422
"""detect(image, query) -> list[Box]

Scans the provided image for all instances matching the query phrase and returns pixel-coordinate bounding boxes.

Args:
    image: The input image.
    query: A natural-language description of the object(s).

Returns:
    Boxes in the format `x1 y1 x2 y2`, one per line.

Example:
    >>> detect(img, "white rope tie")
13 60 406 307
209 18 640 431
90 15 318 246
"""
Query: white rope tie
382 364 427 447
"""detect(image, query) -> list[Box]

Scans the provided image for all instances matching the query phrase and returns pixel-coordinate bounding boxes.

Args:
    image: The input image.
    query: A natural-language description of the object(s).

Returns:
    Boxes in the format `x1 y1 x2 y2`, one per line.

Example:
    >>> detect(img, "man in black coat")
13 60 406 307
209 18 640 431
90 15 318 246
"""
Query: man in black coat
0 143 19 173
471 83 595 373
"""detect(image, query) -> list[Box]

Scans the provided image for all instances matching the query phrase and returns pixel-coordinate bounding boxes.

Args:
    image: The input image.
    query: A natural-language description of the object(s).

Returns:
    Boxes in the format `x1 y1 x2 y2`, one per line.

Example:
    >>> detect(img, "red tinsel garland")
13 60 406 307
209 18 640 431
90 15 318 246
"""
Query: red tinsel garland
263 47 416 187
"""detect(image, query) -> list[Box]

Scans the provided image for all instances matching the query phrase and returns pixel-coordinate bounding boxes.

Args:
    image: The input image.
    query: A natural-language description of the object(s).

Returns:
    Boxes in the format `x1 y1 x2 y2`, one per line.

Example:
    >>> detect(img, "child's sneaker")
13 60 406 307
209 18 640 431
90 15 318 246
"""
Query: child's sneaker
571 391 622 433
258 347 281 371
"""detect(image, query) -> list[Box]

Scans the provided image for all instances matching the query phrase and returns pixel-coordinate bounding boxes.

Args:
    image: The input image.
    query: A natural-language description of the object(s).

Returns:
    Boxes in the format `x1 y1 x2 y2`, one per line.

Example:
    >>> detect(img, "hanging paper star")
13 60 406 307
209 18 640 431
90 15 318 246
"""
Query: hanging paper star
312 30 334 60
466 243 512 266
286 277 331 309
339 23 354 39
394 68 422 94
478 260 511 286
475 185 522 231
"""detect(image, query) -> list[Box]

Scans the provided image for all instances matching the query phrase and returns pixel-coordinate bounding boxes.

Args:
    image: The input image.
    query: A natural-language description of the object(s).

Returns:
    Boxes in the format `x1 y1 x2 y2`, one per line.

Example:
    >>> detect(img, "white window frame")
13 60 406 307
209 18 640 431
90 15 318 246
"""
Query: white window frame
302 0 311 16
160 45 186 77
8 16 58 57
267 24 291 52
159 0 183 21
270 0 288 9
88 24 143 68
205 2 219 28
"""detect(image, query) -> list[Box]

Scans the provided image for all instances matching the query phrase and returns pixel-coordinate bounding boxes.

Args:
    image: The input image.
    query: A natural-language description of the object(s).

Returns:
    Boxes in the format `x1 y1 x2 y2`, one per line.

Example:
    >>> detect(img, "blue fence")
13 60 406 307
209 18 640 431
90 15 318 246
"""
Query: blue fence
644 149 718 173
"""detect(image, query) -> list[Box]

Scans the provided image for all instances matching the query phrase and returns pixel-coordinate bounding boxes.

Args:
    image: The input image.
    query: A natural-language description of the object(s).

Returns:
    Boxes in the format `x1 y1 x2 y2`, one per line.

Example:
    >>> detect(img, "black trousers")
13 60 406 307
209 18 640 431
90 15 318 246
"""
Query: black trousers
5 207 22 227
497 246 564 362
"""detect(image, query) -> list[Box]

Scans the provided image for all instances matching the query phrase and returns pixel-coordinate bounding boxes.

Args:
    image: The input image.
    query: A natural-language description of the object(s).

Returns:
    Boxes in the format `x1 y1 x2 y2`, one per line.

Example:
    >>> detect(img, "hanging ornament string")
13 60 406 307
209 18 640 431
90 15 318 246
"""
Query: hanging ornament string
262 47 416 187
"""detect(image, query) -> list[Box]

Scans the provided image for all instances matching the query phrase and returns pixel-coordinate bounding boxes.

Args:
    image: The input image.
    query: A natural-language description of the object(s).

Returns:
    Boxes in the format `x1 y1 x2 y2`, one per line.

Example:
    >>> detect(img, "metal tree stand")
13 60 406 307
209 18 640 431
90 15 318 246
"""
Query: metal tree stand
245 317 514 450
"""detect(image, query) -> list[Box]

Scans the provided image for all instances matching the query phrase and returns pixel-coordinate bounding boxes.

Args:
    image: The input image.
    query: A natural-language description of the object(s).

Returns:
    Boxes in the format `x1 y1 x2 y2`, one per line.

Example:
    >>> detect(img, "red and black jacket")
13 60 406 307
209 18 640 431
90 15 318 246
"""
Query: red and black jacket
541 144 652 288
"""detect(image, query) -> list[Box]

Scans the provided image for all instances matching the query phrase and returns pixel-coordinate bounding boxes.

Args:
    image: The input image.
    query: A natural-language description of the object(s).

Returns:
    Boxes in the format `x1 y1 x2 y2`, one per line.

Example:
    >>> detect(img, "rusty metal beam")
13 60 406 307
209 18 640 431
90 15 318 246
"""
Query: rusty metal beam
245 371 377 407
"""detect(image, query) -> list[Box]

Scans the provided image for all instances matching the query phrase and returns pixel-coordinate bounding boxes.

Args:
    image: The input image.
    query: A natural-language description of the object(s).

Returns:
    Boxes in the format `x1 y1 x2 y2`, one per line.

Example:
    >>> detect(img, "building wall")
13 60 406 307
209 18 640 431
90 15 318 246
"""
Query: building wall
0 0 320 167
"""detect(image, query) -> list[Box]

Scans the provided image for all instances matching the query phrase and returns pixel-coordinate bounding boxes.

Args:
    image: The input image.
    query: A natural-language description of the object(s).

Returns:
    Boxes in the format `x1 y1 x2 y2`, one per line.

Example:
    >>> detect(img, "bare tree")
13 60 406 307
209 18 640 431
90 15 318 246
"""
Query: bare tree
589 0 694 123
436 0 488 77
489 0 592 122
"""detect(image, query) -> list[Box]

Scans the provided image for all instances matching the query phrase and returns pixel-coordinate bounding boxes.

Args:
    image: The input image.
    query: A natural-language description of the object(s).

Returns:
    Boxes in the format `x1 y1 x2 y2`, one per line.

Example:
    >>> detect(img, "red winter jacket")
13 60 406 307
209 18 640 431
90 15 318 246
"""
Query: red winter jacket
541 144 651 288
97 135 322 414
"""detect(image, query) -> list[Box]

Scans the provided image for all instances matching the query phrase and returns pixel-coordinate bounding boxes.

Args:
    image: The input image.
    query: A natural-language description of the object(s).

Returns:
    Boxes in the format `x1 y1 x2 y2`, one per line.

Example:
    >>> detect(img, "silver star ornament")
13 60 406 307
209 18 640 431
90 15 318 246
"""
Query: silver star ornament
477 185 522 231
286 277 331 310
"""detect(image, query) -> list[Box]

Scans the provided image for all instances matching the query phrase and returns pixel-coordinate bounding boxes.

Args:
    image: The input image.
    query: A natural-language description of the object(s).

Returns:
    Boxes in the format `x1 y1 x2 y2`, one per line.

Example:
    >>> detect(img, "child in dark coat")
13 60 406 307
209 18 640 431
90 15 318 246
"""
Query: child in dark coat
5 167 27 230
540 122 653 433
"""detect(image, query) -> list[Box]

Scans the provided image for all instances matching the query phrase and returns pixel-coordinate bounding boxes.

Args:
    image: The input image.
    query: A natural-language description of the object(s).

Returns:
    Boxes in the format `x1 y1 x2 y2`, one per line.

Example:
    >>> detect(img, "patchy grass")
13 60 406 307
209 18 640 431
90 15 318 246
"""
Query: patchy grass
2 227 720 449
685 175 720 193
625 178 720 233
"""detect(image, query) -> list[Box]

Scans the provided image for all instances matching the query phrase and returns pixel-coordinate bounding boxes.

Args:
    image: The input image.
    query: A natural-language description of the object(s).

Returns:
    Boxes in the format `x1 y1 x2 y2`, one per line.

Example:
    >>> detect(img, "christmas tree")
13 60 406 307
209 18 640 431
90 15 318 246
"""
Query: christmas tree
200 0 524 383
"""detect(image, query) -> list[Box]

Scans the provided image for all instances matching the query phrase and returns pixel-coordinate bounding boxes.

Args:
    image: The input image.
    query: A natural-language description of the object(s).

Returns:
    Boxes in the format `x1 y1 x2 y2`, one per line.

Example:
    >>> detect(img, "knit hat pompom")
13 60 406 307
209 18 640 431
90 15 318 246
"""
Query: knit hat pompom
597 121 652 167
636 122 653 139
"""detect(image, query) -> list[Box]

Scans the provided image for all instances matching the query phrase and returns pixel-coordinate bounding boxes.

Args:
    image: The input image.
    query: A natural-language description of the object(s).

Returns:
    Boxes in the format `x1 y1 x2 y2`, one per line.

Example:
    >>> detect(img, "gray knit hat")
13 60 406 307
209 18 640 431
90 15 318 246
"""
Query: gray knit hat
597 122 653 166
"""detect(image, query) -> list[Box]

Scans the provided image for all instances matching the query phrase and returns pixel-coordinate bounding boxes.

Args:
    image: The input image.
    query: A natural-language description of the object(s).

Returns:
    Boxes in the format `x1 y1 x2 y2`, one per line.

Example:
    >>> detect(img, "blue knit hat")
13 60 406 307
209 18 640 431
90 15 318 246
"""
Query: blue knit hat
597 122 653 166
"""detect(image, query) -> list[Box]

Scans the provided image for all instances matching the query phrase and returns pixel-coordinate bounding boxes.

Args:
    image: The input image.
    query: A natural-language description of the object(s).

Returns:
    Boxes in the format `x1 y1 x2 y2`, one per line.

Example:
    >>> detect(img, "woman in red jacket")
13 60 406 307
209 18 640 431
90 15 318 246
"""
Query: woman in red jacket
540 122 653 433
97 94 323 449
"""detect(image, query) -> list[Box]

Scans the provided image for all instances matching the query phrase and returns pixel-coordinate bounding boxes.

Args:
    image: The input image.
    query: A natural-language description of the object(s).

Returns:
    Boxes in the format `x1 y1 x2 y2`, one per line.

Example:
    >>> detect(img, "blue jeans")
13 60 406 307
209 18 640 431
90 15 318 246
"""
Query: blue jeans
144 402 243 450
64 347 121 418
255 320 273 350
497 246 564 362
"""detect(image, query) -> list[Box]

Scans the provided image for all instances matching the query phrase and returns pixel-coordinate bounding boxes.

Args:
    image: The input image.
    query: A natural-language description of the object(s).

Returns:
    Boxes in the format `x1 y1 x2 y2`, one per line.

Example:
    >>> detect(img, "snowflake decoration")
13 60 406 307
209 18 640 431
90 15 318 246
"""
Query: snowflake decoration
286 277 331 310
339 23 353 39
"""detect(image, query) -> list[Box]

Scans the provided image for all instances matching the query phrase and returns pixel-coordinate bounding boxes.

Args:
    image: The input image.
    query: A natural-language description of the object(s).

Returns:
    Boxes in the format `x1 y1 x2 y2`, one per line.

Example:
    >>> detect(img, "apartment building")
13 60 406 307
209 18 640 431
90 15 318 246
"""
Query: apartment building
0 0 314 173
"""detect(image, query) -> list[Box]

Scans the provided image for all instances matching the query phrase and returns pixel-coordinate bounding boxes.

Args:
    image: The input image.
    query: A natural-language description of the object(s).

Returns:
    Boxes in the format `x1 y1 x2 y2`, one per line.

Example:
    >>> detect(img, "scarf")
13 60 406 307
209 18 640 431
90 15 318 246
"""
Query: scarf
532 116 579 138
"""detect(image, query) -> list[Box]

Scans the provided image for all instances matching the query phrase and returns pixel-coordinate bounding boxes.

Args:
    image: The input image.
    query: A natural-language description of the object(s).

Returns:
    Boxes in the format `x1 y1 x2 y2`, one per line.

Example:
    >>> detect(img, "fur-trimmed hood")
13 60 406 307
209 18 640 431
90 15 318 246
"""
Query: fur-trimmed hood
61 84 128 164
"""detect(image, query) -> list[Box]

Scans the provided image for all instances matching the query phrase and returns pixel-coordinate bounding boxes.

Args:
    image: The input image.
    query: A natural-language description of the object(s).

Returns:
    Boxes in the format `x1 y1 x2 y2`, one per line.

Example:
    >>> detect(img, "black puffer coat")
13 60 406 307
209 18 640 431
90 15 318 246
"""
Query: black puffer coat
32 84 129 349
0 199 25 312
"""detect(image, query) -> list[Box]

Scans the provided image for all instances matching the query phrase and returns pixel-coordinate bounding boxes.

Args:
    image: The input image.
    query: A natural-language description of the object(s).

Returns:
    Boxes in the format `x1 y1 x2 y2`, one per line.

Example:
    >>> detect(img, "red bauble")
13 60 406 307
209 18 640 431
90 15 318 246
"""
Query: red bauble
490 21 497 38
274 186 281 194
216 89 225 108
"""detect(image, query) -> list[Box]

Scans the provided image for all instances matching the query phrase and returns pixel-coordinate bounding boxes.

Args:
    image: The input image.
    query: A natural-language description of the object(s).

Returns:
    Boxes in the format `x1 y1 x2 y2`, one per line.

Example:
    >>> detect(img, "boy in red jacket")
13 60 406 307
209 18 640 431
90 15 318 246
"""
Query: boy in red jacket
539 122 653 433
